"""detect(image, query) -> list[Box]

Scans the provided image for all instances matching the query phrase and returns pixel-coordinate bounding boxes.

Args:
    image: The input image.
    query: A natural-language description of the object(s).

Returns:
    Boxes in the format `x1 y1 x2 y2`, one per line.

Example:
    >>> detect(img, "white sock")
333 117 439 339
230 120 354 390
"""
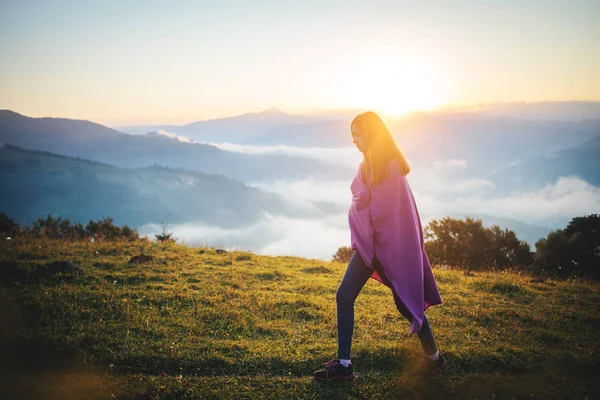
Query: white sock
424 351 440 361
339 358 351 367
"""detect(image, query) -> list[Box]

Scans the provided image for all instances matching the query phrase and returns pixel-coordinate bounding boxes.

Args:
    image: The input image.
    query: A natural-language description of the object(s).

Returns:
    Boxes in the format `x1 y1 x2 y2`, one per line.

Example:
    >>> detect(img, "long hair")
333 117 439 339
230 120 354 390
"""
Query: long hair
351 111 411 186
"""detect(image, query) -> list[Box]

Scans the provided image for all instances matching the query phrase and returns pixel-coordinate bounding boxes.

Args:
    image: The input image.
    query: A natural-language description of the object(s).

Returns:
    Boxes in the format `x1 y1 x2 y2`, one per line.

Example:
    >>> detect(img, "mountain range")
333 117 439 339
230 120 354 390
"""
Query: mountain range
0 144 315 228
0 110 352 182
488 135 600 191
1 103 598 251
117 108 328 143
116 104 600 179
393 114 600 177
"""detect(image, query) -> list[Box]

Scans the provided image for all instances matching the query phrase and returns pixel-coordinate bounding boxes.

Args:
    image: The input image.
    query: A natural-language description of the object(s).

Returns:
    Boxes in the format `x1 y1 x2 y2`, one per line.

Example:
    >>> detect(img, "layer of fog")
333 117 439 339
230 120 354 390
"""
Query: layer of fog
140 213 350 260
147 130 196 143
140 174 598 260
140 141 600 260
414 176 599 226
202 142 362 168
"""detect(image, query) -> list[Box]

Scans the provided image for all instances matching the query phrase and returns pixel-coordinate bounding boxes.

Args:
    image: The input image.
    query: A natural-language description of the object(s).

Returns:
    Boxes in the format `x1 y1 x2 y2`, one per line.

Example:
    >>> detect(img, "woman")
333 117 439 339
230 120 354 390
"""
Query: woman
314 111 445 381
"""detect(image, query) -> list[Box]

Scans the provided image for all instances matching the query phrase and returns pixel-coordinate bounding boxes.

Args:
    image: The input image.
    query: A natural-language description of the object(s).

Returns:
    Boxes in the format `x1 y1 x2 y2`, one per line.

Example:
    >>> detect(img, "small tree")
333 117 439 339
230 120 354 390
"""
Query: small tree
332 246 353 263
121 225 140 241
155 222 175 243
488 226 534 269
534 215 600 279
533 230 574 278
425 216 532 270
565 214 600 278
425 217 492 269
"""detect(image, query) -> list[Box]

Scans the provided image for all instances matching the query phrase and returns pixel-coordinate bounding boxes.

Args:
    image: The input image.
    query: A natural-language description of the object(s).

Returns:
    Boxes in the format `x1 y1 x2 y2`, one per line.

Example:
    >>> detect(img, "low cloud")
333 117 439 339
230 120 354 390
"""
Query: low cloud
248 179 351 206
454 179 495 192
415 176 600 226
142 142 599 260
432 159 467 170
483 177 600 223
148 130 196 143
409 169 495 196
202 142 362 168
140 176 598 260
139 213 350 260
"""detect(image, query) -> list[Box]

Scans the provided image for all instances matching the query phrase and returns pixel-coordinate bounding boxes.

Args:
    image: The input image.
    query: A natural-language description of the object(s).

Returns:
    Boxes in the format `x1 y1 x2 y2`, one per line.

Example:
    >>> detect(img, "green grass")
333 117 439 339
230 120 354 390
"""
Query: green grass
1 237 599 399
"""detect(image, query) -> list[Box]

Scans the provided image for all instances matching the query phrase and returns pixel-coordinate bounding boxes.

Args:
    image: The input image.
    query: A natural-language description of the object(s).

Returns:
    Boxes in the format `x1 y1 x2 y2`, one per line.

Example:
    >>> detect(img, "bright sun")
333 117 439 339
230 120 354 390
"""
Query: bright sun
327 50 447 118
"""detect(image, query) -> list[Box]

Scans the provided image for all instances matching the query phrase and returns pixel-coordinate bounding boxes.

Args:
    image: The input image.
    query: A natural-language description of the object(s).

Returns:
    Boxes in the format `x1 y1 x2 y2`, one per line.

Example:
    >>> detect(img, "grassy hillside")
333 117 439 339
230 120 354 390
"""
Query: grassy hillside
1 237 598 399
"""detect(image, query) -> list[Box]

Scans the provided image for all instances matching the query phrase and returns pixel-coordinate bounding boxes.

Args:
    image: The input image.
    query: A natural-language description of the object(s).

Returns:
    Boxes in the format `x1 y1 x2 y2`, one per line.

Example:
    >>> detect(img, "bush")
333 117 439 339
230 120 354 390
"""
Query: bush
0 212 21 237
332 246 353 263
29 214 138 241
32 214 86 240
86 217 139 241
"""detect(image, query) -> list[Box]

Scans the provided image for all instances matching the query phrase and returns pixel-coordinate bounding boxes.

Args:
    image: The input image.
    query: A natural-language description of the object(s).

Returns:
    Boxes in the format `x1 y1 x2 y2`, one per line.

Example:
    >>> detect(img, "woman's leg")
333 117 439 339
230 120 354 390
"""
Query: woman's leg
373 259 439 356
336 251 375 360
391 291 438 356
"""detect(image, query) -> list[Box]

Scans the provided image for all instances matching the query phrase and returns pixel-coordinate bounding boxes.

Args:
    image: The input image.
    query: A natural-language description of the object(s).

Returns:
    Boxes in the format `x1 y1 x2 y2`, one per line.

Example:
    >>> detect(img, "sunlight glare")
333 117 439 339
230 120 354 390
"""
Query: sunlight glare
342 50 447 118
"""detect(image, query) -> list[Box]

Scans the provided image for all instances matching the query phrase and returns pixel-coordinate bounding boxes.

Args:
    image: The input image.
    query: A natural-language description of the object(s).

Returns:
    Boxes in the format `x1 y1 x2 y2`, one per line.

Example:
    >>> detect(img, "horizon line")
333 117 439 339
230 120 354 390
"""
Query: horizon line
2 99 600 128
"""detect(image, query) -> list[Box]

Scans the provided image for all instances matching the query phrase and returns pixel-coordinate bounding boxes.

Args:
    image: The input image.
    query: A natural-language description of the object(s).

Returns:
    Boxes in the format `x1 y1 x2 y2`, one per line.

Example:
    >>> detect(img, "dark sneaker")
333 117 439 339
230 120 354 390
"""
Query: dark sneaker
419 353 447 377
314 359 356 381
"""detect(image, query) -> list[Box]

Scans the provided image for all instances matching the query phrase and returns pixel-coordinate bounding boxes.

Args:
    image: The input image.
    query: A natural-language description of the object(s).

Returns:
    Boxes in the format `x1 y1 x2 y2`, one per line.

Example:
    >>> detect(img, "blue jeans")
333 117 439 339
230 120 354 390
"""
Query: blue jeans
336 251 438 359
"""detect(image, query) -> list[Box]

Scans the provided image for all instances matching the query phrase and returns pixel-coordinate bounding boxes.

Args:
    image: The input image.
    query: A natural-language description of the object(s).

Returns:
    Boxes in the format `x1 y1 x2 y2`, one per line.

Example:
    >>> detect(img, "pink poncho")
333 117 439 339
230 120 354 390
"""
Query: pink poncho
348 161 442 335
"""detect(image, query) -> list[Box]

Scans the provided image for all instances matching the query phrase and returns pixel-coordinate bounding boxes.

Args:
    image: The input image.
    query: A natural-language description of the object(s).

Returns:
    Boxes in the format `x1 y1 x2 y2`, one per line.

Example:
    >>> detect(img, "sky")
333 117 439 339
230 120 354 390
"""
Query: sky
1 0 599 125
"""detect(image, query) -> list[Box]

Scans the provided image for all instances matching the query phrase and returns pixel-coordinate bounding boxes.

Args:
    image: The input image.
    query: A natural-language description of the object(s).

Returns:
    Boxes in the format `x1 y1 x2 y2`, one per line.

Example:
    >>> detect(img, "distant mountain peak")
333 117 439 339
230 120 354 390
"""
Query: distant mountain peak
260 108 287 115
0 109 26 118
239 108 289 118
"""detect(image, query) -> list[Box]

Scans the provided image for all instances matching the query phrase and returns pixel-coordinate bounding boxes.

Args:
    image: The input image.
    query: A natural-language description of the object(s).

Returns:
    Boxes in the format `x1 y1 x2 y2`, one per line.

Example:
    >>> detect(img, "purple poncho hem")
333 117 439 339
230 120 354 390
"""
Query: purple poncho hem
348 161 442 335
